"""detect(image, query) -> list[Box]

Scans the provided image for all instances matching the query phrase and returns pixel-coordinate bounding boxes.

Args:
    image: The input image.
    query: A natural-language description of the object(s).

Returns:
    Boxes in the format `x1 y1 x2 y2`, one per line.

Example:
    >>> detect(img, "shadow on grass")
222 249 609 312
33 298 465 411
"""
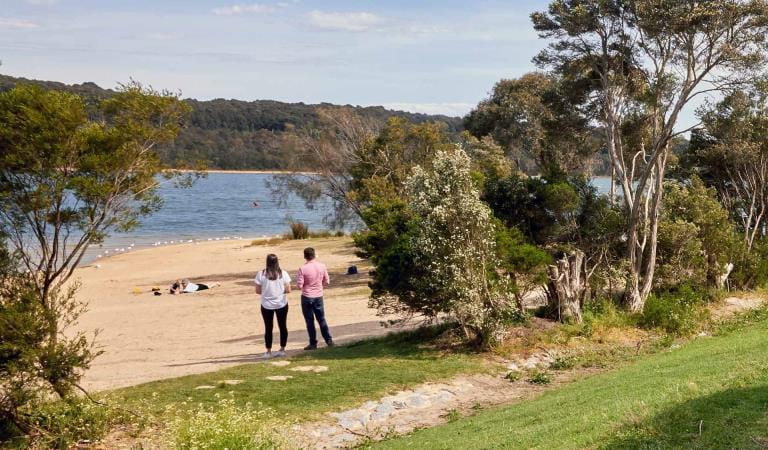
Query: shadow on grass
169 322 467 368
604 385 768 449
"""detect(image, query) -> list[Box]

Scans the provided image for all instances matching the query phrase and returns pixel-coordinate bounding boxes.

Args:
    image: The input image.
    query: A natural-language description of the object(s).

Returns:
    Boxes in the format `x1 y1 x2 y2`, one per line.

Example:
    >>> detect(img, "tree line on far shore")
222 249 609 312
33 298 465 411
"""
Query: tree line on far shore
0 74 463 171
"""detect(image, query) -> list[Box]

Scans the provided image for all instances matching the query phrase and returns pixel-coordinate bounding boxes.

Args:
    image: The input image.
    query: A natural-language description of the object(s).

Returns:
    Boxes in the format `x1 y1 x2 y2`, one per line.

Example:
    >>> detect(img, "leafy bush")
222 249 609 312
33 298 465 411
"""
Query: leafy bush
505 371 522 382
549 355 577 371
170 397 282 450
731 237 768 289
406 147 520 346
15 398 118 449
657 177 738 289
526 370 551 385
287 220 309 239
639 285 709 336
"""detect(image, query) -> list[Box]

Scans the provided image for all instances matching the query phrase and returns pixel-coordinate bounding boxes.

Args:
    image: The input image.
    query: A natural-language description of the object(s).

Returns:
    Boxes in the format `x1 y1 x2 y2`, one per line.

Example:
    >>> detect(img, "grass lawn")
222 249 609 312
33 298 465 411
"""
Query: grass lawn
111 325 488 422
372 313 768 449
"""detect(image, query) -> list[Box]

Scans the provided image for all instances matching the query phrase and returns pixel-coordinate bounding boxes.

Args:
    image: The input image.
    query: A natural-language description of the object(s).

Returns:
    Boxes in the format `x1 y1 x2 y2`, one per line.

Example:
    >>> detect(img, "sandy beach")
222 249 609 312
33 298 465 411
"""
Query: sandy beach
72 237 387 392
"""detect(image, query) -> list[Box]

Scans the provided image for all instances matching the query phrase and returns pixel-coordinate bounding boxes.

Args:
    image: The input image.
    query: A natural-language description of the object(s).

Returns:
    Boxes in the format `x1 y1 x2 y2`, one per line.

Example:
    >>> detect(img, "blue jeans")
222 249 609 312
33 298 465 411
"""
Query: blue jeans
301 295 332 345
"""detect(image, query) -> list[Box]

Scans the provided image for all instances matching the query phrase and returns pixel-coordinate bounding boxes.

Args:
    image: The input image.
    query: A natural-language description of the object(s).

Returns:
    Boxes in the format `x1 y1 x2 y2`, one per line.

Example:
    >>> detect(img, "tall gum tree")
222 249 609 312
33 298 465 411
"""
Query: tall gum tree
532 0 768 311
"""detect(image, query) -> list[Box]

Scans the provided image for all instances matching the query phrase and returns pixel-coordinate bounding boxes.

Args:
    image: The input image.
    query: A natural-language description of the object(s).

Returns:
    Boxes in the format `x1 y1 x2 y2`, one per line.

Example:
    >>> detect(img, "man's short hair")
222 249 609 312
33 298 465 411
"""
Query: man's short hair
304 247 316 260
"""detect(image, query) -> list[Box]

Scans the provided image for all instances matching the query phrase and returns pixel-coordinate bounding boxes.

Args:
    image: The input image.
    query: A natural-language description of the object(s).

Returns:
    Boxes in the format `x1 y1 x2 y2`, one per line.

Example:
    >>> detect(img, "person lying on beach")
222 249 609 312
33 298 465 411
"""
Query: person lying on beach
170 278 218 294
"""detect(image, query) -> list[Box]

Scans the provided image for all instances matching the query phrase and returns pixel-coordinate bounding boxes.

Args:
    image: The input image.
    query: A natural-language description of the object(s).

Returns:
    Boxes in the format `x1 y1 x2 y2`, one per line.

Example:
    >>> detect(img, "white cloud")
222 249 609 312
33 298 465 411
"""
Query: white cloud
380 102 474 117
212 3 276 16
307 11 381 32
0 18 39 29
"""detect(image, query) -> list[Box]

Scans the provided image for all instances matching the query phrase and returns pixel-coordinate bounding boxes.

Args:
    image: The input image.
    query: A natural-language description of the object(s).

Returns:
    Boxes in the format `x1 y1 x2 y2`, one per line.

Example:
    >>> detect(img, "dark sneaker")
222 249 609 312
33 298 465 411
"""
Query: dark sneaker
304 344 317 350
326 341 335 347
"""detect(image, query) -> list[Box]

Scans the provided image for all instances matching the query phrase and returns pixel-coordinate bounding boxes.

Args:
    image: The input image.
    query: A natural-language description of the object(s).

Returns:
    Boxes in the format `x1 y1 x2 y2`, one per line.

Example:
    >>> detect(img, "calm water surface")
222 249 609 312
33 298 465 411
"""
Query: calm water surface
87 173 338 262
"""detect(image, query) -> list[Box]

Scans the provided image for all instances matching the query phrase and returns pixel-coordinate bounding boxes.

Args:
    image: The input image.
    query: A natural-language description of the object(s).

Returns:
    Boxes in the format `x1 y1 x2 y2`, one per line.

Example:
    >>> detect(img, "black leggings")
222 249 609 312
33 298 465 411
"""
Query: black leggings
261 305 288 349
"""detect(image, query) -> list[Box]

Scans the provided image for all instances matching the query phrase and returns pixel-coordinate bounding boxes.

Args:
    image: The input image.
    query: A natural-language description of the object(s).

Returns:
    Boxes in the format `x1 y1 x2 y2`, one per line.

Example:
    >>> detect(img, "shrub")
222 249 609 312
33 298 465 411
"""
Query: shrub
505 371 522 382
526 370 551 385
731 237 768 289
549 355 577 371
406 146 520 346
639 285 709 336
287 220 309 239
170 397 282 450
12 397 117 449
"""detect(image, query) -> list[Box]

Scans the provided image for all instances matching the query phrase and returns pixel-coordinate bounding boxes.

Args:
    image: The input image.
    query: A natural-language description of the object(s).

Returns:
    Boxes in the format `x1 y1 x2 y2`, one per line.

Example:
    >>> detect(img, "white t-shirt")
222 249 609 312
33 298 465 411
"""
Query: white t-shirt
254 270 291 309
183 282 199 293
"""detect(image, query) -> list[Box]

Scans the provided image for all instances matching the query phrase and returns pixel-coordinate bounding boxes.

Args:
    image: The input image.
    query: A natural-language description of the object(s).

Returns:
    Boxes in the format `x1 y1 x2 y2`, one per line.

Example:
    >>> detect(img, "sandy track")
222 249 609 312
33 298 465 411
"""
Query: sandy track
72 237 386 391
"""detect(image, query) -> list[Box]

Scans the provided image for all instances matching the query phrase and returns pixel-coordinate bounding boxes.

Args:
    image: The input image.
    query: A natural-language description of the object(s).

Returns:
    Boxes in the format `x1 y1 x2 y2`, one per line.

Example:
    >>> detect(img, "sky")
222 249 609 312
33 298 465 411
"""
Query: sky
0 0 548 117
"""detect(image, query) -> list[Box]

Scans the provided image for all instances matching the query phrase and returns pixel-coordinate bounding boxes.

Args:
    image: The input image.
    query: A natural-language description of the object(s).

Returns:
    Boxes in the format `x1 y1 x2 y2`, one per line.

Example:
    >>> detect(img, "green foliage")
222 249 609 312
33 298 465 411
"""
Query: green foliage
732 237 768 289
526 370 551 385
493 221 551 307
350 117 455 207
170 397 281 450
464 72 597 174
15 398 116 449
406 147 520 346
353 198 427 318
549 355 577 371
504 371 522 382
656 177 738 289
640 285 709 336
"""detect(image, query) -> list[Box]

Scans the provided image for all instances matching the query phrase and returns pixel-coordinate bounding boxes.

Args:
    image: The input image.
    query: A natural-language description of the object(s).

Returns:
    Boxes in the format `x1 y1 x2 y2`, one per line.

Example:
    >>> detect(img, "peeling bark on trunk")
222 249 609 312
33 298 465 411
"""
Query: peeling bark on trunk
546 250 586 323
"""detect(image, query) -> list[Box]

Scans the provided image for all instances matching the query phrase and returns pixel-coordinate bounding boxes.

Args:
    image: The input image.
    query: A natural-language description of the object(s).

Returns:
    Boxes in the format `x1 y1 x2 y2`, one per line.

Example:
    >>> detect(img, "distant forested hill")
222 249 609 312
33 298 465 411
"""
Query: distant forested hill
0 74 463 170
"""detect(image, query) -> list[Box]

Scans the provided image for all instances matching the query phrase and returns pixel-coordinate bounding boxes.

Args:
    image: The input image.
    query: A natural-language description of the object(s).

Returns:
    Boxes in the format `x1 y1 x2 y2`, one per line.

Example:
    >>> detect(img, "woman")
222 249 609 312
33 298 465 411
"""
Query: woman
254 254 291 358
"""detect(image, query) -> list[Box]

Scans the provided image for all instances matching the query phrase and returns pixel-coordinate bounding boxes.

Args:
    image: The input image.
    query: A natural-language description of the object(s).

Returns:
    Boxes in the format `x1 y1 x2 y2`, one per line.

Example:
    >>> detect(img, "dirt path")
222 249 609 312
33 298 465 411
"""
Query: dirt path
72 237 387 391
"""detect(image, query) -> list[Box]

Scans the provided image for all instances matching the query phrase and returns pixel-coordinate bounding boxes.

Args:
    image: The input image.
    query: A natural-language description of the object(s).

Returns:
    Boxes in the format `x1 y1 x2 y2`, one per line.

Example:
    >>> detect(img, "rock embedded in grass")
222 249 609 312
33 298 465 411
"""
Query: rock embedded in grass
266 375 293 381
289 365 328 373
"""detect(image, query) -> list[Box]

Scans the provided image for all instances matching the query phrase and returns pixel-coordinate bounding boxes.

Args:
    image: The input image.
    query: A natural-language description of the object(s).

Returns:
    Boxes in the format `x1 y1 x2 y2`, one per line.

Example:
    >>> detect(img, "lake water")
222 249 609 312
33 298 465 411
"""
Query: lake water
88 173 337 262
87 173 615 263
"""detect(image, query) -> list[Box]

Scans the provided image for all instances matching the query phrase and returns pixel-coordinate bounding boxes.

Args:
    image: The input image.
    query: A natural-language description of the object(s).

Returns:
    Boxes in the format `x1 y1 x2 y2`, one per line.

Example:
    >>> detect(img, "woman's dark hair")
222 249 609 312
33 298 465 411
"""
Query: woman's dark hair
264 253 282 280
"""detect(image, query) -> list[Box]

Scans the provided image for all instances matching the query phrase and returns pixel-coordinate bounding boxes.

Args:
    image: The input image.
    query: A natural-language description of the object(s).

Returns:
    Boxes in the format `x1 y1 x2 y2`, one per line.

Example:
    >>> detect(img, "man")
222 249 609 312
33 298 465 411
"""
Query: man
297 247 334 349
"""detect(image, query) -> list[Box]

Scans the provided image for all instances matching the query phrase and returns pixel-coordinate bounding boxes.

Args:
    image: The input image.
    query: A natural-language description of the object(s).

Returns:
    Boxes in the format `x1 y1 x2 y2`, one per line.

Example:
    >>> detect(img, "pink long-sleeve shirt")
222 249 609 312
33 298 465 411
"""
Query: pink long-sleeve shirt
297 260 330 298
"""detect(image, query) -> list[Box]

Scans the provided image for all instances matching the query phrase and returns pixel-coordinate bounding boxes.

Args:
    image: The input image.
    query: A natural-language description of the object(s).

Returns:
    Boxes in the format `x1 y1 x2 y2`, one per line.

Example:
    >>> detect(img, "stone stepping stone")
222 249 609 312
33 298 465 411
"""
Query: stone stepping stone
218 379 243 385
266 375 293 381
270 360 290 367
289 365 328 373
194 385 216 390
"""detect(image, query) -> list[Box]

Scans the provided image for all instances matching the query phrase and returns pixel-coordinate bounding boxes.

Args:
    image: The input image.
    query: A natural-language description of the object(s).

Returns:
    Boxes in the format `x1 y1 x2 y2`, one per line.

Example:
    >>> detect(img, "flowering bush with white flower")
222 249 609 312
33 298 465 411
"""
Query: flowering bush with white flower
406 145 520 346
169 395 283 450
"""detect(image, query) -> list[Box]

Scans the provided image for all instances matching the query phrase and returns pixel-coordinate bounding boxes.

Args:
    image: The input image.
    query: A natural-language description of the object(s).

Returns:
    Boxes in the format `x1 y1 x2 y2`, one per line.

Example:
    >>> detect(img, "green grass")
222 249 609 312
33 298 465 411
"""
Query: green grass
111 325 486 422
373 313 768 449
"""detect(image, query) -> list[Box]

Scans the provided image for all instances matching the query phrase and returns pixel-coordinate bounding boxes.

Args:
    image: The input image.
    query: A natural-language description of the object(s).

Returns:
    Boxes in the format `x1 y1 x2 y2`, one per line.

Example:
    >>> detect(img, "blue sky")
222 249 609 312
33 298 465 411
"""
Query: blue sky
1 0 549 116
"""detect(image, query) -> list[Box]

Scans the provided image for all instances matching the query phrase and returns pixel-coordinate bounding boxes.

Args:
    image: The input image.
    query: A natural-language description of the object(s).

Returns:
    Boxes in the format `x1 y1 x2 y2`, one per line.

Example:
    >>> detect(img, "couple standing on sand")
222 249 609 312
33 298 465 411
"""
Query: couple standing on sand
253 247 334 359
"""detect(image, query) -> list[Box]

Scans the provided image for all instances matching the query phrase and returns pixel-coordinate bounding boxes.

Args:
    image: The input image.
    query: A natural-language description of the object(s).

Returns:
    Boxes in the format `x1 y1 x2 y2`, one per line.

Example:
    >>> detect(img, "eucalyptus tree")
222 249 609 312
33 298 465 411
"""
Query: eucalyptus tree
533 0 768 311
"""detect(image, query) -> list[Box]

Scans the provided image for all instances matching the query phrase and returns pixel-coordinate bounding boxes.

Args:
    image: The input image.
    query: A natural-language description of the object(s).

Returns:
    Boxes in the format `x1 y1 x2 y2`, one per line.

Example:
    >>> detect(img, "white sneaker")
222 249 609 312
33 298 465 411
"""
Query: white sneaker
273 350 287 358
261 352 273 359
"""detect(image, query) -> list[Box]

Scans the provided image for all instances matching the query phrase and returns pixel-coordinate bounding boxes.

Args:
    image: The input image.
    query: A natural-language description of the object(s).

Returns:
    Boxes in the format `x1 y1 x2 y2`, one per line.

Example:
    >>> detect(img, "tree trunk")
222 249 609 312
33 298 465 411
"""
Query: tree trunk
546 250 586 323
